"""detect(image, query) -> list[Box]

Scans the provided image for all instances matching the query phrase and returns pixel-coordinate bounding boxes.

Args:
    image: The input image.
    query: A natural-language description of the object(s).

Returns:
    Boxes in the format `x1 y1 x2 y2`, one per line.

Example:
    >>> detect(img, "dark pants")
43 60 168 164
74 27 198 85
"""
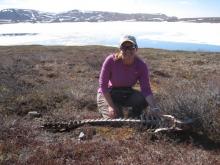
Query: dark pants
97 87 148 118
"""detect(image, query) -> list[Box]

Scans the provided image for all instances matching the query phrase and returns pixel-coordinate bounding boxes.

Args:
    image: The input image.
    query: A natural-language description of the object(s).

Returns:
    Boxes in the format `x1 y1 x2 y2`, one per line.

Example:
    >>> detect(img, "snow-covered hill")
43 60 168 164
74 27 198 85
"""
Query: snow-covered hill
0 8 220 23
0 8 177 23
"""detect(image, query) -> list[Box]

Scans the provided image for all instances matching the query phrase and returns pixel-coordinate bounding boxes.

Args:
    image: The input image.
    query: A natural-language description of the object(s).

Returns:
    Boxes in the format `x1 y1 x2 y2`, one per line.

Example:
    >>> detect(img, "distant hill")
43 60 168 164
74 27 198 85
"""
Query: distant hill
0 8 220 23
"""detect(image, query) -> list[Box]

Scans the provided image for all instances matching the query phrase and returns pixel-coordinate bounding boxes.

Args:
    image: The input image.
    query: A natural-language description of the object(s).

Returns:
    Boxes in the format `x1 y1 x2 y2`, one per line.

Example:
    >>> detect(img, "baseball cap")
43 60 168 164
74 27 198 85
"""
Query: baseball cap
119 35 138 48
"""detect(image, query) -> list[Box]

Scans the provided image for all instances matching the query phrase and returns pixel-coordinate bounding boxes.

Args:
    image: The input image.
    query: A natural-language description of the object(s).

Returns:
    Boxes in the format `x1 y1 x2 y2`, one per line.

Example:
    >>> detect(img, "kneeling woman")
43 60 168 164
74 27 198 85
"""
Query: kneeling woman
97 35 160 119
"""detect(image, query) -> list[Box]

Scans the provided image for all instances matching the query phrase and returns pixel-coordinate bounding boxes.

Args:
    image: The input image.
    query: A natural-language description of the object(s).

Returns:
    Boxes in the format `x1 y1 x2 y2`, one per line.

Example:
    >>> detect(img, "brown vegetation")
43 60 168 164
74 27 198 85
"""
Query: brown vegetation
0 46 220 164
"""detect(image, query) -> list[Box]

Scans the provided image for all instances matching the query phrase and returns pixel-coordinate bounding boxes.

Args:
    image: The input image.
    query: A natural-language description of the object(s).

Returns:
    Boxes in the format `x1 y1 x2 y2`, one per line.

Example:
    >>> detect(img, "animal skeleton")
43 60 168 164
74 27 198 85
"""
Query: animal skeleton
42 114 193 133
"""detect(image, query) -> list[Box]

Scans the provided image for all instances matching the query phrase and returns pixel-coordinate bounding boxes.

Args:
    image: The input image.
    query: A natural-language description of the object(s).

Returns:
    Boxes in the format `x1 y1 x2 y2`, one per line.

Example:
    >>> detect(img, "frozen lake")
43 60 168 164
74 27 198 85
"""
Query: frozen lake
1 21 220 52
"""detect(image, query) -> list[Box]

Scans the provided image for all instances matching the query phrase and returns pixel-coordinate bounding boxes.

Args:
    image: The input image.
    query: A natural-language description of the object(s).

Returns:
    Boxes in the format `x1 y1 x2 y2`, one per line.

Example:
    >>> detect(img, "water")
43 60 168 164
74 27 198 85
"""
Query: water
0 21 220 52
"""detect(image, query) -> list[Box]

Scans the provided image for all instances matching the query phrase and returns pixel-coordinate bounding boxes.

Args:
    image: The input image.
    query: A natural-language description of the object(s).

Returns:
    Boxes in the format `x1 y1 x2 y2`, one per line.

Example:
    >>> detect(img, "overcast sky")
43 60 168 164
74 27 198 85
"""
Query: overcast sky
1 0 220 18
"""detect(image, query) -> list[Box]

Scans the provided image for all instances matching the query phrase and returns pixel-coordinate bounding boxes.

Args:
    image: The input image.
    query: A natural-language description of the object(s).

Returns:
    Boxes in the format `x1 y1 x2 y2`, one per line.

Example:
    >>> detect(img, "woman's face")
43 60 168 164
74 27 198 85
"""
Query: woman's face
120 41 137 65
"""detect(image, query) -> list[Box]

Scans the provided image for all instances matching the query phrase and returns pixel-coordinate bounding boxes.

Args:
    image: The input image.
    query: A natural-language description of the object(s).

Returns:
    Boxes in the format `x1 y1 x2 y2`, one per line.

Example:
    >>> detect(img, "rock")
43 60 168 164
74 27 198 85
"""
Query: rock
78 131 85 140
28 111 42 118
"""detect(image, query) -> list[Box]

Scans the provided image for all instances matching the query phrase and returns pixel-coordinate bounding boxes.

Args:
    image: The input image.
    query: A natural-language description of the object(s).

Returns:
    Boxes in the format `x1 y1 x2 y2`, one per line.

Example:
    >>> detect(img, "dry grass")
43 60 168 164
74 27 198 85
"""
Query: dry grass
0 46 220 164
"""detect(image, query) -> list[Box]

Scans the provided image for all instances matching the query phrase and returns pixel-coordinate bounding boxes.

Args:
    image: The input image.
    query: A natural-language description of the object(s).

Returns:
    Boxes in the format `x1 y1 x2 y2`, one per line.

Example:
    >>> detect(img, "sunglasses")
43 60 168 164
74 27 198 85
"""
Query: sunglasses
120 45 136 51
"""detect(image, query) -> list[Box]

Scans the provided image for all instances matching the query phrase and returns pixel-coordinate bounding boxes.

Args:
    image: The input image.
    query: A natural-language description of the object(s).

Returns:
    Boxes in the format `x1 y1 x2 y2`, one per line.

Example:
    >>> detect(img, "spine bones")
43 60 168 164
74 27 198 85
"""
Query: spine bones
42 115 193 133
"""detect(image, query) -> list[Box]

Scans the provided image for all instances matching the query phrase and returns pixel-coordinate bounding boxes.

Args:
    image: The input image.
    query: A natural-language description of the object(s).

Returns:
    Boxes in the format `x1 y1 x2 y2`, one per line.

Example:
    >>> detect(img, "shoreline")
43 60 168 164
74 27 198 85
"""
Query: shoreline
1 45 220 54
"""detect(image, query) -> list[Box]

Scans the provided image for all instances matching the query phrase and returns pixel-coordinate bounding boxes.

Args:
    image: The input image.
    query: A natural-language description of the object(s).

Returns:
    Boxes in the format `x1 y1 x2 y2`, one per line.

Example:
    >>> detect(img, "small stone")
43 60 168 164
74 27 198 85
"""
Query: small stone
28 111 42 118
78 131 85 140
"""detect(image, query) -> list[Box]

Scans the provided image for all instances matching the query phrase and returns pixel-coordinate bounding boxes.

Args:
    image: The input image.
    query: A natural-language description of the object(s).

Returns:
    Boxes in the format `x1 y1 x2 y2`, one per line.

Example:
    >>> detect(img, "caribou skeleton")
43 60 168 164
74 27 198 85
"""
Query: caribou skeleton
41 114 193 133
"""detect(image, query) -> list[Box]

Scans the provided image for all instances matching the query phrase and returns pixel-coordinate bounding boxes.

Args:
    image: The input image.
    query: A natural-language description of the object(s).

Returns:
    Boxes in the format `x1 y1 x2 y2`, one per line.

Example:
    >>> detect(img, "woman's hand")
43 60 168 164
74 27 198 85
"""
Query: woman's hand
108 106 119 118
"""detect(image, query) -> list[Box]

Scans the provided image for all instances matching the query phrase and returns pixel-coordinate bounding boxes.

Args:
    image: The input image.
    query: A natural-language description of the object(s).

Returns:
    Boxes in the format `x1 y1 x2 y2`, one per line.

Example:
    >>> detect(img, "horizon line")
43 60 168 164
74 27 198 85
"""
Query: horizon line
1 8 220 19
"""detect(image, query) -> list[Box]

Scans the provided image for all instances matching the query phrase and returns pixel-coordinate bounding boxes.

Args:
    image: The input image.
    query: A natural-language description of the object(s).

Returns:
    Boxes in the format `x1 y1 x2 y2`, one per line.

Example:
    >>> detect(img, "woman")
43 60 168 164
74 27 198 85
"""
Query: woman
97 35 160 119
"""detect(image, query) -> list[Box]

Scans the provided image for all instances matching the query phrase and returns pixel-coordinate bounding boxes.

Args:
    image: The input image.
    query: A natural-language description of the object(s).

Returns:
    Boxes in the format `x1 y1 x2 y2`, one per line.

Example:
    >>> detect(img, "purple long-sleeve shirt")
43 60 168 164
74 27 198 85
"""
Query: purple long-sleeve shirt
98 54 153 97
